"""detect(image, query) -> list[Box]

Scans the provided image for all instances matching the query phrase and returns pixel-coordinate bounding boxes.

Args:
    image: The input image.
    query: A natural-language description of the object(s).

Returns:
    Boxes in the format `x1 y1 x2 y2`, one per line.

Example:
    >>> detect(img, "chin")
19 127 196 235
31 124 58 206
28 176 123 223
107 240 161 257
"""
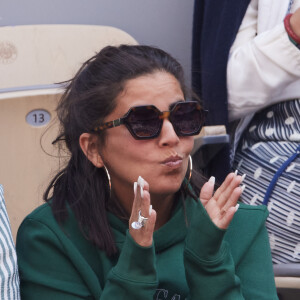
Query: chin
152 177 185 195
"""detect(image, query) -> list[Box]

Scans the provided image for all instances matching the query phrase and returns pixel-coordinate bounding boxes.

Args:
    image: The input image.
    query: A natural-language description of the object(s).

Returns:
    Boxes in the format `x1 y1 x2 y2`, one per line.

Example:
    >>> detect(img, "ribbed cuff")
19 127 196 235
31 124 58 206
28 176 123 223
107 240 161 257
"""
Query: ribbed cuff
185 202 226 262
113 230 157 283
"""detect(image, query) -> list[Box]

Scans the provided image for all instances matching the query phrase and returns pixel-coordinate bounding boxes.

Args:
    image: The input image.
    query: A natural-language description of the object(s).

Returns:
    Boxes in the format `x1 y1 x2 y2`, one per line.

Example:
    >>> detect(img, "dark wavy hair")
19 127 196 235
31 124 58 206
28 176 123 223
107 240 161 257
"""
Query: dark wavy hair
44 45 204 256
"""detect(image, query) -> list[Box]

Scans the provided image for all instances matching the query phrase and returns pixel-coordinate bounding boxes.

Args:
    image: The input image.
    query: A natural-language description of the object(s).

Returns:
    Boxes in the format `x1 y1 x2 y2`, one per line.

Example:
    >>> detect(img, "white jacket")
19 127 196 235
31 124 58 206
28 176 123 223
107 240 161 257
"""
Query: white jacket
228 0 300 151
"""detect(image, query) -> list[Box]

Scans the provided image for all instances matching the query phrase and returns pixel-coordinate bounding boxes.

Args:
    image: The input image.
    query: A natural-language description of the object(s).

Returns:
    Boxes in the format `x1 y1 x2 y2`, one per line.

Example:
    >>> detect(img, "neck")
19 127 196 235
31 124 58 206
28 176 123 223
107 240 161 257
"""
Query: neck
150 192 176 230
111 184 177 230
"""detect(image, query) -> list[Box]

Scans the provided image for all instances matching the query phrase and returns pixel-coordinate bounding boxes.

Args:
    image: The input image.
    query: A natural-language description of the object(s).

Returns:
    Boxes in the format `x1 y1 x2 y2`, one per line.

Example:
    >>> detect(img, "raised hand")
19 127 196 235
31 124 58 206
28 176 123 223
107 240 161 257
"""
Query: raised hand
199 172 245 230
129 176 157 247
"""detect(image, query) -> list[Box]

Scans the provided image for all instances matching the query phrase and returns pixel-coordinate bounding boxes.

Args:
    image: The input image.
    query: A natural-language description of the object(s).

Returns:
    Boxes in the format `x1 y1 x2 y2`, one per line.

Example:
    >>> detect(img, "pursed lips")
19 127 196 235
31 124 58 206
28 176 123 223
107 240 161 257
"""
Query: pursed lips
161 155 183 167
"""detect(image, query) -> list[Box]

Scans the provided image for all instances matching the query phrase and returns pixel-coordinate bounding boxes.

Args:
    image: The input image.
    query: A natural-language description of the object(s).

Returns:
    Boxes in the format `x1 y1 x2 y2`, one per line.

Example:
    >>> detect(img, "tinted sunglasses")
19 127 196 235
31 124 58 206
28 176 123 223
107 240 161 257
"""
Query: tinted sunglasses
94 101 206 140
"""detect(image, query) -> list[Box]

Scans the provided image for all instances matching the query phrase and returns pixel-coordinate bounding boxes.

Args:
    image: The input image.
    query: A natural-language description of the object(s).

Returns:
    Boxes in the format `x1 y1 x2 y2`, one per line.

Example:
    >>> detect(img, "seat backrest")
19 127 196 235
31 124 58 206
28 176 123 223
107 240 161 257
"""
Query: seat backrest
0 25 137 239
0 89 64 238
274 264 300 300
0 24 137 89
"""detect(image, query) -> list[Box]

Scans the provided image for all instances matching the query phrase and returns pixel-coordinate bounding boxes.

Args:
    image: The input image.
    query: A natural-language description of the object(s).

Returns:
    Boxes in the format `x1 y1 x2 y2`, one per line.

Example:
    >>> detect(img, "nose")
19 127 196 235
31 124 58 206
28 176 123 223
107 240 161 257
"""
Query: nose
158 119 180 147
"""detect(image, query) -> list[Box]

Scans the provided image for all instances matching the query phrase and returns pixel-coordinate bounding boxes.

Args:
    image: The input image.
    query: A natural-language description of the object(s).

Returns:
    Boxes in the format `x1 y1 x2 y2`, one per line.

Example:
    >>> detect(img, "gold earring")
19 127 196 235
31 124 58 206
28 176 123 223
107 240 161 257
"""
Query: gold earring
185 155 193 189
103 166 111 193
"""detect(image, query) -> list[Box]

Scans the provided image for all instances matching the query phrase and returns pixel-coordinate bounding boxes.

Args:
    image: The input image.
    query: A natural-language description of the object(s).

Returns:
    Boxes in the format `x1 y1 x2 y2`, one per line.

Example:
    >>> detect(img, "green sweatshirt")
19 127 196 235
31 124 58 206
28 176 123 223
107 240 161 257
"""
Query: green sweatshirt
16 195 278 300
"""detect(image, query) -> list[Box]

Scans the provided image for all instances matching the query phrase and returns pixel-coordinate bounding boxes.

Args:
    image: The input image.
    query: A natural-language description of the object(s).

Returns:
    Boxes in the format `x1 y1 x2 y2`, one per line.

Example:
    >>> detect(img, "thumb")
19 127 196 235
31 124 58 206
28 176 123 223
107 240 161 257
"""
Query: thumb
199 176 215 207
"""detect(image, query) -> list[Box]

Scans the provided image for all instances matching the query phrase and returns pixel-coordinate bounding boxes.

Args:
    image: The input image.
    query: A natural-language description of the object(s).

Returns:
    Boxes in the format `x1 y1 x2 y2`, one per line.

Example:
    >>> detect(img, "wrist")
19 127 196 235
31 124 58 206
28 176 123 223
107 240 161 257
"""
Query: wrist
284 13 300 48
113 230 157 282
185 202 226 260
290 12 300 37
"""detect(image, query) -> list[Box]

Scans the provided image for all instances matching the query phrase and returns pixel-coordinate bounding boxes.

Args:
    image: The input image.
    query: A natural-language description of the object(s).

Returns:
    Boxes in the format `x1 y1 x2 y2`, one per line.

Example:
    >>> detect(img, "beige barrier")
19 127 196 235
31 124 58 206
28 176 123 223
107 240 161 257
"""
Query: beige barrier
275 277 300 289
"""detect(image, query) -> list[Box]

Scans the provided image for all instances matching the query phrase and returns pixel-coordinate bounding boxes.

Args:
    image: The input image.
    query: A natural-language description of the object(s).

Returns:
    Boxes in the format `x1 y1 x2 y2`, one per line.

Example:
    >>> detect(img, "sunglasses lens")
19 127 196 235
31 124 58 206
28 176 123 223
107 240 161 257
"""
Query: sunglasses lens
171 102 204 135
127 106 161 138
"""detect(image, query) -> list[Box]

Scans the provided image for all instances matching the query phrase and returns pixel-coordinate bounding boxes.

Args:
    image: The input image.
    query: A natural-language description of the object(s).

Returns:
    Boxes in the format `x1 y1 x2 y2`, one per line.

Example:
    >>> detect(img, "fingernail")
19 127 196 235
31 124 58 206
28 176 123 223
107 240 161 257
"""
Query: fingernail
133 182 137 197
137 176 145 188
208 176 215 185
149 205 152 216
241 174 246 183
241 184 246 193
235 203 240 212
234 170 238 176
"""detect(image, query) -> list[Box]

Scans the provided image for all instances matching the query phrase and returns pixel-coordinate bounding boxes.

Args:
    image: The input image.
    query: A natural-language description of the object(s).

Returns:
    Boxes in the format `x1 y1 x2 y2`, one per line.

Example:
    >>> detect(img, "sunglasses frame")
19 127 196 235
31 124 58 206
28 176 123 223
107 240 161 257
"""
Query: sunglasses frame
94 101 207 140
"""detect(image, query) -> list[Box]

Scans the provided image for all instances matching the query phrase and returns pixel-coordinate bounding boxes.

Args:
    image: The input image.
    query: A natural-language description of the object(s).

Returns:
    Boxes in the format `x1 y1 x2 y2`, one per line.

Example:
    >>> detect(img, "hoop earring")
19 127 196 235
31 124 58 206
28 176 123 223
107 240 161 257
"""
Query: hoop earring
103 166 111 194
185 155 193 189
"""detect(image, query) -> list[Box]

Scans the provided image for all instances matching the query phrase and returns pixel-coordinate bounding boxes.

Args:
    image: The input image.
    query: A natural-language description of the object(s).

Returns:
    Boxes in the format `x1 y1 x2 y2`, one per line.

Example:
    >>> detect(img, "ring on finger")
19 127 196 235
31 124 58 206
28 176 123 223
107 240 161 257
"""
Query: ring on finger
131 210 148 230
138 210 148 226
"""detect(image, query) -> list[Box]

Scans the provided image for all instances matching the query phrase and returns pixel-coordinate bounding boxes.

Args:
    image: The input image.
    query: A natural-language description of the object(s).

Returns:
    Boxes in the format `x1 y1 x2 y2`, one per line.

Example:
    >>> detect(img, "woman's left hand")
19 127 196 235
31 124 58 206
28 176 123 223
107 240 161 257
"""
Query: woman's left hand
199 172 245 230
129 177 157 247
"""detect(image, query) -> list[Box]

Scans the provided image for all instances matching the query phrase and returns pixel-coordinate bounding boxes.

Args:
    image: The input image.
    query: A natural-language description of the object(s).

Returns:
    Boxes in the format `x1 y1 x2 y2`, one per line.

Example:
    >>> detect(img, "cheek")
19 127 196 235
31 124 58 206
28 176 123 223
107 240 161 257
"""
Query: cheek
101 132 146 171
181 136 194 155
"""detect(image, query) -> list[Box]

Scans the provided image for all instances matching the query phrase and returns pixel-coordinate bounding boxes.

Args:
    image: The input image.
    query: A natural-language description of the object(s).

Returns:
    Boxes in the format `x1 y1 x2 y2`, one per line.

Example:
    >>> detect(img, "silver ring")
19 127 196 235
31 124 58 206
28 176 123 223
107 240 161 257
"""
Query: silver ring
138 210 148 226
131 210 148 230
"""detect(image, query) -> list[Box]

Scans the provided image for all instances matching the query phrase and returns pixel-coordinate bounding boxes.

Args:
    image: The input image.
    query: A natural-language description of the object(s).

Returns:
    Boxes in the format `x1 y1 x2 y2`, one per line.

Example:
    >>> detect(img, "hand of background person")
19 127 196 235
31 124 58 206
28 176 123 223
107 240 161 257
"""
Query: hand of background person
199 173 244 230
129 177 157 247
290 7 300 38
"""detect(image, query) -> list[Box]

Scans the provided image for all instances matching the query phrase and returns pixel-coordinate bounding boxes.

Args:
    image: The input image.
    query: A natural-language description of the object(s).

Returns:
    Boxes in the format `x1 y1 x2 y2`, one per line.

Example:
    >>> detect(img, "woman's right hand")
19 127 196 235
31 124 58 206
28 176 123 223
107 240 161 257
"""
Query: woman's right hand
290 7 300 38
199 172 244 230
129 177 157 247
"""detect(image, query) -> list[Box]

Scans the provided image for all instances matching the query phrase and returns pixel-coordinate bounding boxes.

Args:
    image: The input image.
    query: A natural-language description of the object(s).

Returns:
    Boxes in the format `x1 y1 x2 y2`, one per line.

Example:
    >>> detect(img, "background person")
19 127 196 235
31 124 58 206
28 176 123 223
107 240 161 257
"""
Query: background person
0 185 20 300
231 1 300 265
192 0 300 264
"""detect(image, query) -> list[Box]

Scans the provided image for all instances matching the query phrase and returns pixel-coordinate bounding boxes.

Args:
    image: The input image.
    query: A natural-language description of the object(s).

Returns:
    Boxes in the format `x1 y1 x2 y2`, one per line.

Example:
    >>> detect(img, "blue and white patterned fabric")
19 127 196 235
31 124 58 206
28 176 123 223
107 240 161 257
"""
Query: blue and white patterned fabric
233 99 300 264
0 185 20 299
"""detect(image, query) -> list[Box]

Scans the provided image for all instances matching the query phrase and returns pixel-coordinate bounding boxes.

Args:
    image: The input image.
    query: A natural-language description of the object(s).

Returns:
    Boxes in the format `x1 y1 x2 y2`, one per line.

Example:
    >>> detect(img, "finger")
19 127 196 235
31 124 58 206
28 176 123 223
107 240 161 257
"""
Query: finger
140 189 151 219
217 175 243 207
130 177 145 226
142 178 150 192
199 176 215 207
129 176 152 228
218 204 239 229
214 171 245 201
220 185 245 213
139 178 152 218
131 176 149 217
136 176 151 218
139 208 157 247
130 181 140 222
213 172 236 200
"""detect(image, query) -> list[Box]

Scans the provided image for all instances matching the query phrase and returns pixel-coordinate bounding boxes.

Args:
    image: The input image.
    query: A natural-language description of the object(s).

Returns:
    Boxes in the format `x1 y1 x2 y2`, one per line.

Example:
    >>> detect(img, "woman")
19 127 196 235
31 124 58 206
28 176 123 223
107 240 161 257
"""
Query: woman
16 45 278 299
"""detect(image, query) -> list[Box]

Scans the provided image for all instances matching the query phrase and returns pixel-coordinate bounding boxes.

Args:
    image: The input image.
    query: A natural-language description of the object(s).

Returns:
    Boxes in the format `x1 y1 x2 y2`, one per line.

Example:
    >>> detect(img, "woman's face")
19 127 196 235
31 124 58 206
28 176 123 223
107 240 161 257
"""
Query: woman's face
99 71 194 199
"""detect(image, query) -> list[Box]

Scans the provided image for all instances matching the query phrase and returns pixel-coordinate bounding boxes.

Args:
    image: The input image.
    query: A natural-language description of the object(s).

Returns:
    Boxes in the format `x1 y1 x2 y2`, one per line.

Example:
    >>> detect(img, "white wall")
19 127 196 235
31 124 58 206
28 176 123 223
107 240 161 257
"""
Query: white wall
0 0 194 85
